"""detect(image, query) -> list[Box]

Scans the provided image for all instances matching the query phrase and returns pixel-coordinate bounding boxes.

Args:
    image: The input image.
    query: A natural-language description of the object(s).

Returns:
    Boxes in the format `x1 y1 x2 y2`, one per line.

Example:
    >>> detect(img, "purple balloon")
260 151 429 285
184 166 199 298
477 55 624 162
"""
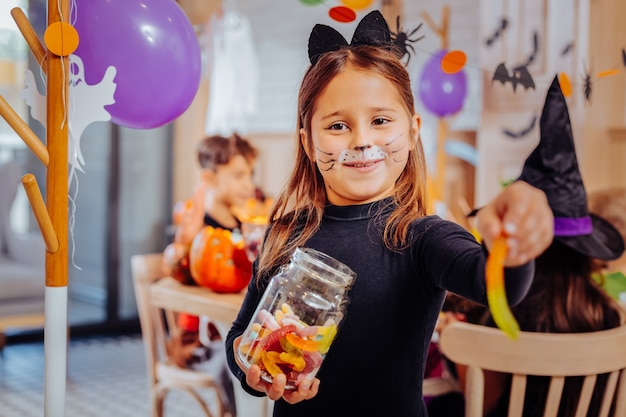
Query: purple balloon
74 0 201 129
418 50 467 118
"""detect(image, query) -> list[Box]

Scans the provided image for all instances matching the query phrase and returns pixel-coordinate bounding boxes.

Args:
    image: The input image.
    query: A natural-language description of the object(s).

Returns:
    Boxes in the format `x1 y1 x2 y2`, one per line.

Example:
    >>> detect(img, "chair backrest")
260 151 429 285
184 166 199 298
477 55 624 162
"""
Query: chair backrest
131 253 167 386
439 321 626 417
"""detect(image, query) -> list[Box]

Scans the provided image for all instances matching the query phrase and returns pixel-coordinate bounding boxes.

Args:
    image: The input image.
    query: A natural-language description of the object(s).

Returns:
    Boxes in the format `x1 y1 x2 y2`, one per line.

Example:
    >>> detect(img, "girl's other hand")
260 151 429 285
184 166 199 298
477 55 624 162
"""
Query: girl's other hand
233 337 320 403
476 181 553 266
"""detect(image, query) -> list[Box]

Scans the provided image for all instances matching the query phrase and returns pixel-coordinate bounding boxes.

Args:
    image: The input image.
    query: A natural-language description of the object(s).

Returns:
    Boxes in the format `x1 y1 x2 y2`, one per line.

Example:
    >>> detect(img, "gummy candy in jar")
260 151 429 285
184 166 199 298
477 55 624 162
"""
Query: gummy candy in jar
237 247 355 390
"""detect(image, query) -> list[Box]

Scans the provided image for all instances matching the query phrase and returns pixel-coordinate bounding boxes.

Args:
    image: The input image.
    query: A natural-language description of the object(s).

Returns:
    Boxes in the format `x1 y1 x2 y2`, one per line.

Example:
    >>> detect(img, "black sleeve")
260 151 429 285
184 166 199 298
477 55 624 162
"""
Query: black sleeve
415 218 534 307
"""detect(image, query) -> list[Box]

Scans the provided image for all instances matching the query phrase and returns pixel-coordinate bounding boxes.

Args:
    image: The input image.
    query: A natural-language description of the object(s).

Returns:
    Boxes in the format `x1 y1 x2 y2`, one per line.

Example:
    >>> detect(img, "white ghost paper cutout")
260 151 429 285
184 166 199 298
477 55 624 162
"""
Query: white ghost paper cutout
21 54 117 175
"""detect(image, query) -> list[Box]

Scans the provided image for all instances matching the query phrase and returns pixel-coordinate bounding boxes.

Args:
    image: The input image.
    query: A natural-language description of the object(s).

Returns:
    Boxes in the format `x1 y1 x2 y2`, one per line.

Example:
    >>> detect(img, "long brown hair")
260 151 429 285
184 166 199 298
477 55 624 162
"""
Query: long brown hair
512 241 623 333
256 46 429 282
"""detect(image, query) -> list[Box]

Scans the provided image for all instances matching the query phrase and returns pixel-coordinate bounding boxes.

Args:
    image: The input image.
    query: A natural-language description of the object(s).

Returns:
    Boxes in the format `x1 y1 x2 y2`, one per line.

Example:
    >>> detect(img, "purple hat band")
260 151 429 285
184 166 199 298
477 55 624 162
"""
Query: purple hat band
554 216 593 236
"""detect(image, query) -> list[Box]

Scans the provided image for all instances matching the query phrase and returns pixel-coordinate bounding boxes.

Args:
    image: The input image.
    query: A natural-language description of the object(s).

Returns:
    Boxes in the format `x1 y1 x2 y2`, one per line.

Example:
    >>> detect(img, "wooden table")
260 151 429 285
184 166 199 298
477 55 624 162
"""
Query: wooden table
150 277 246 324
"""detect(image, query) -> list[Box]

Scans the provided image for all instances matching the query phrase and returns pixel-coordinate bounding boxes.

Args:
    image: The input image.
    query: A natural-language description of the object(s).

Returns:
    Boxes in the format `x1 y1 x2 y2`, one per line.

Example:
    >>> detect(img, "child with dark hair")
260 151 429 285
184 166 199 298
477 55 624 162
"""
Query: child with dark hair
175 133 258 244
224 11 553 417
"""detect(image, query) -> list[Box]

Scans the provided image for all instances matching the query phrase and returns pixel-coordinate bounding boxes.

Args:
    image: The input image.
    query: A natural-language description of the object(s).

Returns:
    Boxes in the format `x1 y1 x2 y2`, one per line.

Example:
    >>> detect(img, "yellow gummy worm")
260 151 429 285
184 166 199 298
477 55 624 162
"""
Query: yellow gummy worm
261 351 284 377
285 332 320 352
279 351 306 372
486 236 520 340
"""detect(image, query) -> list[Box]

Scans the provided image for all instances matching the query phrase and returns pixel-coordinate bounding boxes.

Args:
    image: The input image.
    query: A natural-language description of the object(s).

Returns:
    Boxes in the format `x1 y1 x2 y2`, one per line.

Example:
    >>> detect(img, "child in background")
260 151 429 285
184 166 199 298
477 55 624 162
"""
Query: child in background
169 133 258 417
175 133 259 244
225 11 553 417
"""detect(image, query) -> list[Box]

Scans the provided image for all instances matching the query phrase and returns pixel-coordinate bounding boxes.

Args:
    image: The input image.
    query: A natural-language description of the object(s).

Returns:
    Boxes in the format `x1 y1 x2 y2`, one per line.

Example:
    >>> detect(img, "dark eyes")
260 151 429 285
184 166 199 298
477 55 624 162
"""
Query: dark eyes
328 122 347 130
327 118 389 130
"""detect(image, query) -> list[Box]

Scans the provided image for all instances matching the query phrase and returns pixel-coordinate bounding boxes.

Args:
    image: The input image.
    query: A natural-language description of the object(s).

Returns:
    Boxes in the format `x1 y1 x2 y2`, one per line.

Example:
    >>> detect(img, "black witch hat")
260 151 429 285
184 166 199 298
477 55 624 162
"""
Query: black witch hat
517 76 624 260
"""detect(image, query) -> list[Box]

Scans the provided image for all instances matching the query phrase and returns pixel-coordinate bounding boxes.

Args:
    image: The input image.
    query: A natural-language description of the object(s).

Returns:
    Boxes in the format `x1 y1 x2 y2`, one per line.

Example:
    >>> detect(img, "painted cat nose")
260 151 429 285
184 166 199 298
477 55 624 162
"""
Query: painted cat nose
353 145 372 151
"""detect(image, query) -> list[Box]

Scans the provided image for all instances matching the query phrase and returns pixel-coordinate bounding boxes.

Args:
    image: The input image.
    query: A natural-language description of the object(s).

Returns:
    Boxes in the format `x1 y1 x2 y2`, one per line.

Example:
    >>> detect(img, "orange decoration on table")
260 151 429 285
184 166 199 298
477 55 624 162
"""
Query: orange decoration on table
189 226 252 293
43 21 79 56
233 197 274 224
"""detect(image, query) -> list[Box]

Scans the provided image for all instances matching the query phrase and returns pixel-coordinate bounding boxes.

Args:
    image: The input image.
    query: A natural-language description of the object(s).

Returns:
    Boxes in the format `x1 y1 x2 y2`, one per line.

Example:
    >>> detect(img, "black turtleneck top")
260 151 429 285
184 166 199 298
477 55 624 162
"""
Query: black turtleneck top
226 199 533 417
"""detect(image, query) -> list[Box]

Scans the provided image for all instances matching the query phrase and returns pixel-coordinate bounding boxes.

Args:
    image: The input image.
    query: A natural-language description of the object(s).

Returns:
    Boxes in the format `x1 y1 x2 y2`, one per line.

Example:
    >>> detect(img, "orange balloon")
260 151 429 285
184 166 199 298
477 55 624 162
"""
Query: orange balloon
558 72 572 97
441 50 467 74
340 0 373 10
44 22 79 56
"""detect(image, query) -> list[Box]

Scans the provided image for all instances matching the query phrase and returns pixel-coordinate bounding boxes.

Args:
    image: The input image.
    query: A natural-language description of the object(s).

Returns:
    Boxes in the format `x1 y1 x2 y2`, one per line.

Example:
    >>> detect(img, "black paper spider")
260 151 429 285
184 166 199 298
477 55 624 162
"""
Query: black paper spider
390 16 424 65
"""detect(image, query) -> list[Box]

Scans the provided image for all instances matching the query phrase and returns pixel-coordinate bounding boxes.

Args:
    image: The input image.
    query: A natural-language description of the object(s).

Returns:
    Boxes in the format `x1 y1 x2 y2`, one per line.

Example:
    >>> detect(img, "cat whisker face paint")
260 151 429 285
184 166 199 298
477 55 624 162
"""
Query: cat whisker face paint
316 147 336 171
385 134 408 163
316 134 406 171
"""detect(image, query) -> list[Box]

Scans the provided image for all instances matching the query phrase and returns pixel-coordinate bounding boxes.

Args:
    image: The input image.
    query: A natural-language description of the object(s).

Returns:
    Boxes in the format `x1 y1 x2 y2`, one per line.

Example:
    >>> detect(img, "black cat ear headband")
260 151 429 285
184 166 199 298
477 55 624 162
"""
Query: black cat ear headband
308 10 399 65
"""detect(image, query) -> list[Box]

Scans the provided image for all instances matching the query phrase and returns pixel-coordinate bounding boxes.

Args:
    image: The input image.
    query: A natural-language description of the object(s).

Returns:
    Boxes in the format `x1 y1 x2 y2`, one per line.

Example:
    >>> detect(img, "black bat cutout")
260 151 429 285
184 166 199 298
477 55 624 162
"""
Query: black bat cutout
561 42 574 56
513 31 539 70
485 18 509 47
503 114 537 139
492 63 536 91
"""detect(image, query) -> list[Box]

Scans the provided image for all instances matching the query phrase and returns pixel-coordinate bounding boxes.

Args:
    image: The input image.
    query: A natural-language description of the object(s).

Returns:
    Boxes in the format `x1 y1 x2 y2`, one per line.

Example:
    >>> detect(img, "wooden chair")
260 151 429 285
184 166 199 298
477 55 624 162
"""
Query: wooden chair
131 253 228 417
439 321 626 417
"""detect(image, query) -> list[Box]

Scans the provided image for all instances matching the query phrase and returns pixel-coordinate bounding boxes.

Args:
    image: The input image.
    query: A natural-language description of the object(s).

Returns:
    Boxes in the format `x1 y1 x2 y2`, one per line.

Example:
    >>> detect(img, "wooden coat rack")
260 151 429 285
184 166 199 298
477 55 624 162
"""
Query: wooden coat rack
0 2 70 416
421 5 450 206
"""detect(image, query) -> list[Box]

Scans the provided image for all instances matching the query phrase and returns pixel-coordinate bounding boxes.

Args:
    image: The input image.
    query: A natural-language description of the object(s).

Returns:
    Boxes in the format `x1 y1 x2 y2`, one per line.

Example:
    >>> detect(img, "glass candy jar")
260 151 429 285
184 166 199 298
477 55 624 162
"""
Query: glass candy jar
237 247 356 389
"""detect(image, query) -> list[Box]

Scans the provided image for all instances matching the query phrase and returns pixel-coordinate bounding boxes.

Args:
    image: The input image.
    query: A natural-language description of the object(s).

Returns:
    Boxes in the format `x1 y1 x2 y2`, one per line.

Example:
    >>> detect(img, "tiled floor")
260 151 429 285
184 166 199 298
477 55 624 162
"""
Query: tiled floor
0 334 224 417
